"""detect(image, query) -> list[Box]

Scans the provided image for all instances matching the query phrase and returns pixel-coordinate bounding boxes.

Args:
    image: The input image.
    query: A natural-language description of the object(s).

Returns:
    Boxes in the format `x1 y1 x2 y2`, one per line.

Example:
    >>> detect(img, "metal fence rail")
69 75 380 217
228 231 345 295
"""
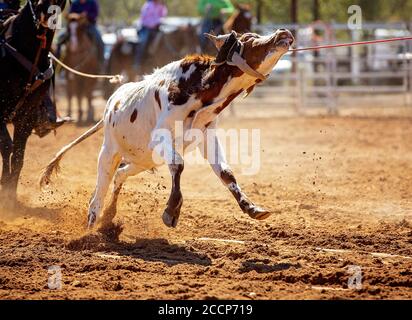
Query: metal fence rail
251 23 412 114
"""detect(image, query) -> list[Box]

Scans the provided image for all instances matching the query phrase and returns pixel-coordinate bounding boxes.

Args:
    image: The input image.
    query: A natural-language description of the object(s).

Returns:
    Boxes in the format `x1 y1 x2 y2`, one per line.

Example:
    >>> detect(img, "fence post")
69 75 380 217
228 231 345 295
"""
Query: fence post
402 40 409 107
409 52 412 107
351 29 362 85
297 57 305 113
325 50 338 115
409 21 412 107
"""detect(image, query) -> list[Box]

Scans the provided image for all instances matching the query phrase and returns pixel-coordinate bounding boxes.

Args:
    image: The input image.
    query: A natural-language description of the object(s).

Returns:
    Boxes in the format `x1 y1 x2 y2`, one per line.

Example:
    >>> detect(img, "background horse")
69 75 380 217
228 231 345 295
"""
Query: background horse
201 4 253 55
104 24 200 97
224 3 253 34
63 13 99 124
0 0 67 200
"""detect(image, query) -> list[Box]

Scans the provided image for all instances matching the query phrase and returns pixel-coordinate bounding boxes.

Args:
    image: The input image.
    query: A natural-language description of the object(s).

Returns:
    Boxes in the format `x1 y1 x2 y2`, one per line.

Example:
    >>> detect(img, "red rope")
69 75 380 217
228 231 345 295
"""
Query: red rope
289 36 412 52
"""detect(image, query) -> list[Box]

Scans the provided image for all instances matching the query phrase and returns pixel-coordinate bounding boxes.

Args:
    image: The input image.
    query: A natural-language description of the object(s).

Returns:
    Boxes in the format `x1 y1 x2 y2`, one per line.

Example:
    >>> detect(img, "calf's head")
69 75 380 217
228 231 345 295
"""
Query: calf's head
206 29 295 80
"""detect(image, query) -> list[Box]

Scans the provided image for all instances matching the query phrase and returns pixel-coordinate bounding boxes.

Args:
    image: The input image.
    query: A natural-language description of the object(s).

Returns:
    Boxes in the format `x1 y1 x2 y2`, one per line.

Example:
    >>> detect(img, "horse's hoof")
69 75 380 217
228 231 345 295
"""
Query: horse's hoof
248 206 271 220
0 191 17 209
162 210 179 228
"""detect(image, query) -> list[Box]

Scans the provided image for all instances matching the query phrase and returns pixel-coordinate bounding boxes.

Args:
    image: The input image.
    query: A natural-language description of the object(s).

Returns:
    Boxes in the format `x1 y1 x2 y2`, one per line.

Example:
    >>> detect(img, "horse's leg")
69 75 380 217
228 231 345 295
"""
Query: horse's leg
0 122 13 187
77 89 83 124
86 88 94 124
8 122 32 199
67 81 72 118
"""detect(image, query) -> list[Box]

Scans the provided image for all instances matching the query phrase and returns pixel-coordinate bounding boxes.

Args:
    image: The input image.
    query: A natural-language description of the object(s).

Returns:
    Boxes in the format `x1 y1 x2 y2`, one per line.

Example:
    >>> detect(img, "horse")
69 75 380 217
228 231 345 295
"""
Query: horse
62 12 99 124
104 24 200 98
0 0 67 201
201 4 253 55
224 3 253 34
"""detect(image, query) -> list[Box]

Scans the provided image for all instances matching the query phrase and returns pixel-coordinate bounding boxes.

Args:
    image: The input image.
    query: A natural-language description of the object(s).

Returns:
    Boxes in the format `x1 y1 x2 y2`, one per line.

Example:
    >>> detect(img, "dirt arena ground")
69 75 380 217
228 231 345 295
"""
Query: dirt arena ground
0 97 412 300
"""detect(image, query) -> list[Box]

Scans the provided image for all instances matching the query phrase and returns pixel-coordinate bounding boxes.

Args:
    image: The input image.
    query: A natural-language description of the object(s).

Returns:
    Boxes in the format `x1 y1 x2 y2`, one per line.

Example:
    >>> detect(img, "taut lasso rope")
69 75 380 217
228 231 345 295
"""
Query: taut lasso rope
49 52 124 84
289 36 412 52
49 36 412 83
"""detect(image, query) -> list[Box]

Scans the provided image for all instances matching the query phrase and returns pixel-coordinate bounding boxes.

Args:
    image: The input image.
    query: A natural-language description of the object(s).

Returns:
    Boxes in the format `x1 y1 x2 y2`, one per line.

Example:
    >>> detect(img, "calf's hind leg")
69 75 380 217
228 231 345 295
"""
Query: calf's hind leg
100 163 142 227
150 116 185 228
88 145 121 228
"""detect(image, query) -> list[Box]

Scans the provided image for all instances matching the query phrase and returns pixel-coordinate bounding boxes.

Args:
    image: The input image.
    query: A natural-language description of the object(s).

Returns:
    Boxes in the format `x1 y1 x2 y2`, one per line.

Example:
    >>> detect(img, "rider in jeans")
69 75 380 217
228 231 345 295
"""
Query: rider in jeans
57 0 105 70
134 0 168 72
198 0 234 52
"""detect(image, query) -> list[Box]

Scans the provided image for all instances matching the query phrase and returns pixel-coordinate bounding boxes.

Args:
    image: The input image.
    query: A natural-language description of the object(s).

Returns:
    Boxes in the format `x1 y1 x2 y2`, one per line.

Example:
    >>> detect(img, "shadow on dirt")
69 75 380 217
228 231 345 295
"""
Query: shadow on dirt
120 238 212 267
239 259 301 274
0 198 62 222
67 230 212 267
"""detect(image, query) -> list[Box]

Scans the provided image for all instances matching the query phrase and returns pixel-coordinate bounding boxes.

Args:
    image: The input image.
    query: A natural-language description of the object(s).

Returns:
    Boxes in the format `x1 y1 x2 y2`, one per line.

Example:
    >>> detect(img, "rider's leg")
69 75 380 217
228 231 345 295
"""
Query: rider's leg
135 26 150 70
44 93 56 123
87 24 105 69
34 87 67 138
200 18 214 52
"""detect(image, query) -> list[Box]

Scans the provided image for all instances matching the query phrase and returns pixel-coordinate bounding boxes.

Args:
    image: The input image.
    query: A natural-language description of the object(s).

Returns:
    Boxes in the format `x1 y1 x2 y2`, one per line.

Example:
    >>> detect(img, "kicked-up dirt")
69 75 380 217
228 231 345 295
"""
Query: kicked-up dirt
0 103 411 299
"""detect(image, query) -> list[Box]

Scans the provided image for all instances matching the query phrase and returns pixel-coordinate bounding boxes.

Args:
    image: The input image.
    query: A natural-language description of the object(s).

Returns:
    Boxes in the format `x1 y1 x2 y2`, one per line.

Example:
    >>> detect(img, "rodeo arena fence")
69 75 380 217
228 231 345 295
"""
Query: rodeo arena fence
251 22 412 114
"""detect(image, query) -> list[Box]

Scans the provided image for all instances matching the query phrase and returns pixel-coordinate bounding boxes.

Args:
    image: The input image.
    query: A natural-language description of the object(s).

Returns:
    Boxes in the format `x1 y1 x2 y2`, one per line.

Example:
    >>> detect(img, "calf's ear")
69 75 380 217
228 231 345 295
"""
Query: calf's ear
214 31 242 65
204 32 238 50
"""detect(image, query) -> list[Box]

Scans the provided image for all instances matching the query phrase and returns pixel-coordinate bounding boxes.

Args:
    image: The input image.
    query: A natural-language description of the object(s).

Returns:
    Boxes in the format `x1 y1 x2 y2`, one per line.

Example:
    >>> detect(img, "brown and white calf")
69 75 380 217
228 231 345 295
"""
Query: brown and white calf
40 29 295 229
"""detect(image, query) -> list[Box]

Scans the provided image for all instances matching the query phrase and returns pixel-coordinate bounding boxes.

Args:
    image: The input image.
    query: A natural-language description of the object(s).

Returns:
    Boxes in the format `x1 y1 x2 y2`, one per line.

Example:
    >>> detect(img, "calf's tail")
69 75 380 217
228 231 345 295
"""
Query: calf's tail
39 119 104 189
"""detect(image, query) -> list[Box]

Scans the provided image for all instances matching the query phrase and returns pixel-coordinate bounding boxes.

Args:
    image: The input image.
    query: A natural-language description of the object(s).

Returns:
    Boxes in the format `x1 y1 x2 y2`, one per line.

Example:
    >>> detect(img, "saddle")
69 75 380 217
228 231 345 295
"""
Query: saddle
121 30 163 57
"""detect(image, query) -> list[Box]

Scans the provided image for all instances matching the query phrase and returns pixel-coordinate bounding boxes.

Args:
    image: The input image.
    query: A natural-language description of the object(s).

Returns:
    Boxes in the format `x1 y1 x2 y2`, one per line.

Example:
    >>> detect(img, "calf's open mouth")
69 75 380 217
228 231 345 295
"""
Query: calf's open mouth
275 36 294 48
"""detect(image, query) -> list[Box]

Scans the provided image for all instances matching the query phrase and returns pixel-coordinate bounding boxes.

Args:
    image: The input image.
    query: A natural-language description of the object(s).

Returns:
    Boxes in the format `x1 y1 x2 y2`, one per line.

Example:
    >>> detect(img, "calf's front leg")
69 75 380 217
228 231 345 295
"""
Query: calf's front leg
202 131 271 220
163 162 184 228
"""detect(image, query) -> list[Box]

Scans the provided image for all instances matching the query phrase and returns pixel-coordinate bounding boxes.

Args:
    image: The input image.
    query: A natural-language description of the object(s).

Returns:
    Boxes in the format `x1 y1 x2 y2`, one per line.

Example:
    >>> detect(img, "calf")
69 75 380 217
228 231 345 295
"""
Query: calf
40 29 295 229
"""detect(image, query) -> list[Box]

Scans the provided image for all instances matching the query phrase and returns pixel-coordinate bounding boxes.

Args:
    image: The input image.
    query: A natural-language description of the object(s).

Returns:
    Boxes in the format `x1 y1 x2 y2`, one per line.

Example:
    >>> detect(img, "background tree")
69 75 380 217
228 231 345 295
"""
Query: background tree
90 0 412 26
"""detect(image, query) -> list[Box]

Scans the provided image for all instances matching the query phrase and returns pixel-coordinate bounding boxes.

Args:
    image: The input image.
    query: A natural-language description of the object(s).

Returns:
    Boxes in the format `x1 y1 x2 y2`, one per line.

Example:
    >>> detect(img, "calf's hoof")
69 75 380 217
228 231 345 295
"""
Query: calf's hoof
98 221 124 242
87 212 97 229
247 206 271 220
162 210 179 228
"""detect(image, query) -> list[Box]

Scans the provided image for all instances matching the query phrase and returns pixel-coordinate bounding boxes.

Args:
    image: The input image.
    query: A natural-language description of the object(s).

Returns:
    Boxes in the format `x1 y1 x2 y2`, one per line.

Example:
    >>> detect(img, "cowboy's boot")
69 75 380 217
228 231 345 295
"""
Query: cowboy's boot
34 95 70 138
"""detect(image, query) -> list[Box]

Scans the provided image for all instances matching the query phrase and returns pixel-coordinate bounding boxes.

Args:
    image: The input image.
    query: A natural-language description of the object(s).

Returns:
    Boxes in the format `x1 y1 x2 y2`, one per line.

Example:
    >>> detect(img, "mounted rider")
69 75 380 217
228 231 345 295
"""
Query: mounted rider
134 0 168 72
56 0 104 70
0 0 66 137
197 0 234 52
0 0 20 11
